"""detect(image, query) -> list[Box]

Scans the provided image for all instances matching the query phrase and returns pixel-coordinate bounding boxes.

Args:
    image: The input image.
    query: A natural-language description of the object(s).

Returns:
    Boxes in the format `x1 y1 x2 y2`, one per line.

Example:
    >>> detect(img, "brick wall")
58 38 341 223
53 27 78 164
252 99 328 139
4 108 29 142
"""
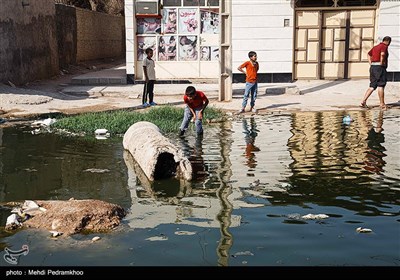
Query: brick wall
0 1 125 85
76 8 125 62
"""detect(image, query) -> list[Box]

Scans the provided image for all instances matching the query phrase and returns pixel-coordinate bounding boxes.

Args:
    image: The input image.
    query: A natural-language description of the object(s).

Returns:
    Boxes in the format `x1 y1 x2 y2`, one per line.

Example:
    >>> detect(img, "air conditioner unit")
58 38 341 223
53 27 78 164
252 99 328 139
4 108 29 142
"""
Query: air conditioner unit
136 0 160 16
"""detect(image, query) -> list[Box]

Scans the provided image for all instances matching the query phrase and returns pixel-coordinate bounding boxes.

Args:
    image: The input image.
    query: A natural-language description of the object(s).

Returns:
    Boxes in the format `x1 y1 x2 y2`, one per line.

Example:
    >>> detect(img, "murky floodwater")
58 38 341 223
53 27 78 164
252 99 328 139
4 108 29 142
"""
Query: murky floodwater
0 110 399 267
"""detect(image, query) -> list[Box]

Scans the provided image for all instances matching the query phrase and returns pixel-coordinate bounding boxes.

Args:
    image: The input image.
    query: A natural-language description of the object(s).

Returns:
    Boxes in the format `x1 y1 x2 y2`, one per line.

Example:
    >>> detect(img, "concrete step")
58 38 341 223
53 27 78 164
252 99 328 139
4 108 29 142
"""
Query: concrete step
71 68 127 85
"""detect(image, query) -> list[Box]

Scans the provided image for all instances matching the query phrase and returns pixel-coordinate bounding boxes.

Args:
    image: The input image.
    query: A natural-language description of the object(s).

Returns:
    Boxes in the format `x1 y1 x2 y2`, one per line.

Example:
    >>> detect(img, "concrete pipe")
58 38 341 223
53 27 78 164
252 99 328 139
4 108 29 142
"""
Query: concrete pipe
123 121 192 181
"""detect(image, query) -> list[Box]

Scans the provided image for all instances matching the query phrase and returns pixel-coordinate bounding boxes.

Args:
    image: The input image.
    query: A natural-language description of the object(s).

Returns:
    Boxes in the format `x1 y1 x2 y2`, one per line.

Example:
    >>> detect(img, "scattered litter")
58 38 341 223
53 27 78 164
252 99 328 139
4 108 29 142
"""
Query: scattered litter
83 168 110 173
94 129 110 139
32 118 57 127
174 231 196 236
49 231 63 238
20 200 46 216
95 128 108 135
92 236 101 242
356 227 372 233
145 236 168 241
301 214 329 220
31 129 41 135
23 168 37 172
6 214 21 228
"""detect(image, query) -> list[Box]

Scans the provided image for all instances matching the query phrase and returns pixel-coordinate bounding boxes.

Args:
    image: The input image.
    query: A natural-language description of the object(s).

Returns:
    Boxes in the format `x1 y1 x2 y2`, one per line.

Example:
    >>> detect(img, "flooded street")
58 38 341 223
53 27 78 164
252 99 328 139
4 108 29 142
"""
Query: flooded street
0 110 399 266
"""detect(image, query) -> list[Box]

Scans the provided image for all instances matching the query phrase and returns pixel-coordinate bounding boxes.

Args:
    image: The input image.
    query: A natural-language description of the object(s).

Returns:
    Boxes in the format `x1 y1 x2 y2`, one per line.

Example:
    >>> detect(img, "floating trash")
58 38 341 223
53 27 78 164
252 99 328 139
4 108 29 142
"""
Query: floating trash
92 236 101 242
301 214 329 220
342 115 352 125
145 236 168 241
94 129 110 139
83 168 110 173
234 251 254 256
32 118 57 127
49 231 63 238
174 231 196 236
356 227 372 233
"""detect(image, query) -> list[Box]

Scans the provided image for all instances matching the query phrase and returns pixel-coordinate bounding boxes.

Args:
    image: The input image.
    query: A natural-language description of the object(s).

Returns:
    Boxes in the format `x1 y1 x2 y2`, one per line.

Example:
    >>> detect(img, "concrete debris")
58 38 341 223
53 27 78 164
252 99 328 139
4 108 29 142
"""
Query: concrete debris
5 199 126 236
123 121 192 181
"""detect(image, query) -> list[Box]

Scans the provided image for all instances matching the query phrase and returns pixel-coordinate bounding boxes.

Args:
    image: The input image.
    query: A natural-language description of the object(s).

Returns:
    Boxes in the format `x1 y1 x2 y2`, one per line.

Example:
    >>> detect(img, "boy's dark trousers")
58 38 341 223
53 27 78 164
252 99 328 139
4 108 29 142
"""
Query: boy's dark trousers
142 80 155 104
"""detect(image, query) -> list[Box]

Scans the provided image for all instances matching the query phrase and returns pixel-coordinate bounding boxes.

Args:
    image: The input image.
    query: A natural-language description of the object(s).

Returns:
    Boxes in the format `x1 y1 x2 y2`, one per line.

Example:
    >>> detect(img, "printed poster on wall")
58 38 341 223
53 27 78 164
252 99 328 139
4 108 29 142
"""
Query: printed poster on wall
200 46 219 61
162 8 177 34
159 36 177 61
200 8 219 34
178 8 199 34
210 46 219 61
178 35 198 61
137 18 161 34
137 36 156 61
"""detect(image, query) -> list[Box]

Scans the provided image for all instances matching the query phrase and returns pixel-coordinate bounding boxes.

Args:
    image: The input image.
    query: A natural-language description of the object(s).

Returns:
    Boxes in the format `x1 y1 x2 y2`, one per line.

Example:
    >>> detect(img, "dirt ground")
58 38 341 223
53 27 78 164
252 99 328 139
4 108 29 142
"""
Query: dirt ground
0 58 130 121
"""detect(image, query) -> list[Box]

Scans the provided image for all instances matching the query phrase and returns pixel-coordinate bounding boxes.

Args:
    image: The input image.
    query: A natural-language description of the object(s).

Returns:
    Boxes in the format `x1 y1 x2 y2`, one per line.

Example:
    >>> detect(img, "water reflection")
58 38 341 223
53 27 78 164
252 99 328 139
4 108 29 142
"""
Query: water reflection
272 110 399 216
0 110 399 266
180 135 207 181
242 118 260 171
362 110 386 174
123 125 241 230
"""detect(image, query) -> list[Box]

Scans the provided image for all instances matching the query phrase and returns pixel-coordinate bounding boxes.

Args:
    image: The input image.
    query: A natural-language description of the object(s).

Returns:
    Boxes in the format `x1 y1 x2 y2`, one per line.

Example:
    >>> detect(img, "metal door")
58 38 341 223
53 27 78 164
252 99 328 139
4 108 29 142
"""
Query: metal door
295 9 375 80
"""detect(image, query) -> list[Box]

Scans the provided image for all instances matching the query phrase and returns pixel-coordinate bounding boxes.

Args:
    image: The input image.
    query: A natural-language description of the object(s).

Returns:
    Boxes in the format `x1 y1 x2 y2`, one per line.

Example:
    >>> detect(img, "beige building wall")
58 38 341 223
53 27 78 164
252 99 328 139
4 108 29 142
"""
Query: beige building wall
76 8 125 62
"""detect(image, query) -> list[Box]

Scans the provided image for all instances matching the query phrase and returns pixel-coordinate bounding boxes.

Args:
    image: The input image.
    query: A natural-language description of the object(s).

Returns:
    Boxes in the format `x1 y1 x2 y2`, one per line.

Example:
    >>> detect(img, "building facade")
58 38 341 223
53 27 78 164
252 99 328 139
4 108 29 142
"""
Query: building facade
125 0 400 84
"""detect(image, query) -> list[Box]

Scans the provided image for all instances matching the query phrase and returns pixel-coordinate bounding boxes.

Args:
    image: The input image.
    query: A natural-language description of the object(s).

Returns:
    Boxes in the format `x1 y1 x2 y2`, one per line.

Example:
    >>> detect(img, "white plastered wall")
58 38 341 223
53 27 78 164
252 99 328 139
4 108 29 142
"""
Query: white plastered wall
232 0 294 74
376 1 400 72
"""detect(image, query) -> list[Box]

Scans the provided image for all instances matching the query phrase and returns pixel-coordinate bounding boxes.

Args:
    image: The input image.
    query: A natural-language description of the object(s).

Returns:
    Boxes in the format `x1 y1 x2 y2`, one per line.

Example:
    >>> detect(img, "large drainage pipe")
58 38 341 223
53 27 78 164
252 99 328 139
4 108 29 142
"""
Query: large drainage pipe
123 121 192 181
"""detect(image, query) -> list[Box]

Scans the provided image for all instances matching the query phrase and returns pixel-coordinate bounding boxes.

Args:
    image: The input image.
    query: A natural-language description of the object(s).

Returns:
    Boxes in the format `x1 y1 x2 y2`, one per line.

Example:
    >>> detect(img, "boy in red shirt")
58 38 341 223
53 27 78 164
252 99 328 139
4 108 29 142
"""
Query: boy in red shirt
179 86 209 136
238 51 259 113
360 36 391 110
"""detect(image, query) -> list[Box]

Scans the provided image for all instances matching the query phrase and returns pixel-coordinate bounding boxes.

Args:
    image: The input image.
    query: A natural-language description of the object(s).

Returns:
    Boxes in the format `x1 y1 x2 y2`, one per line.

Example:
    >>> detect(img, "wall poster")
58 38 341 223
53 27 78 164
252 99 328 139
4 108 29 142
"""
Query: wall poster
159 35 177 61
178 35 198 61
162 8 177 34
200 8 219 34
137 36 156 61
178 8 199 34
137 18 161 34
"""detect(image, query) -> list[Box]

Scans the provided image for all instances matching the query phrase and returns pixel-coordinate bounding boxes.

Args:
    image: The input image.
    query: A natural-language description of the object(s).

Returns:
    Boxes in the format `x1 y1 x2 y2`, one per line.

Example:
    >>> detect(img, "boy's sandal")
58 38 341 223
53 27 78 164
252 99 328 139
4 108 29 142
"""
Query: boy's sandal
359 102 369 108
380 105 388 111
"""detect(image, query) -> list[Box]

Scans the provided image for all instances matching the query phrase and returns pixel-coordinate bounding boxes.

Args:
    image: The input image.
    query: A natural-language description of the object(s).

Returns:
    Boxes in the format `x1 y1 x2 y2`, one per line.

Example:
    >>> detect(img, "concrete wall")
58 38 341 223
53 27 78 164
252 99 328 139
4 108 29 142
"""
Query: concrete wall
232 0 294 75
0 0 59 85
76 8 125 62
376 1 400 72
56 5 77 68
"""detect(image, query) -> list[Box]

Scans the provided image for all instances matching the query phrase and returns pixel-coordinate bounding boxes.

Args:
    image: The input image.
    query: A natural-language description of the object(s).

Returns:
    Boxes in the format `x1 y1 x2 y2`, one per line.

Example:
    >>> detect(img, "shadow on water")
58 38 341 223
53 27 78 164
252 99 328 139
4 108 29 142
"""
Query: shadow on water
0 110 399 266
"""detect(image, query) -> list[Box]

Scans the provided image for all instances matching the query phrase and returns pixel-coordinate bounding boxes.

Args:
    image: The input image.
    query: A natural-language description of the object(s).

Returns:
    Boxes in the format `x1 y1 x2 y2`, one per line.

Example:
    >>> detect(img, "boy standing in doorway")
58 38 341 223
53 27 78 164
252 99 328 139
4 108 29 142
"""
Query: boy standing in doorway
142 48 157 107
238 51 259 113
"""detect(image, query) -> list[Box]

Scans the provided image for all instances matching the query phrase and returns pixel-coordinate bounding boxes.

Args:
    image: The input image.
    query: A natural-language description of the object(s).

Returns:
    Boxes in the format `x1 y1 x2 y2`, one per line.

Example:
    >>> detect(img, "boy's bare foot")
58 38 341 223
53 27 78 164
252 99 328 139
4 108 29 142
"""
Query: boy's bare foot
359 102 369 109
